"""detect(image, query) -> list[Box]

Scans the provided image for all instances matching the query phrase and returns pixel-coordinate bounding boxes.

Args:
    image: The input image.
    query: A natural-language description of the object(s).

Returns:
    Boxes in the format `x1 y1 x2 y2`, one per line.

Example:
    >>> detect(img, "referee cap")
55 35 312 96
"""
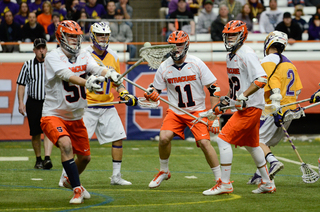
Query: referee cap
34 38 47 48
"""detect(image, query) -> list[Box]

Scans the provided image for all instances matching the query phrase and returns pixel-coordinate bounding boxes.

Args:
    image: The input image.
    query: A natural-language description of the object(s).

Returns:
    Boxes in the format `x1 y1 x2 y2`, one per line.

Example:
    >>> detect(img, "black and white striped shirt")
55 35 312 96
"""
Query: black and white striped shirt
16 58 46 100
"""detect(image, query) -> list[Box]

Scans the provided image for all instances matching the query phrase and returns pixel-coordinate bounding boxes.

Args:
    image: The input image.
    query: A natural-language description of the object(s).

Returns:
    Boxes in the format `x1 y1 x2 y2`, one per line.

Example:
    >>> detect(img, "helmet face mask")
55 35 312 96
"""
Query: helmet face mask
222 20 248 53
167 30 190 61
264 30 288 56
90 22 111 51
56 20 83 56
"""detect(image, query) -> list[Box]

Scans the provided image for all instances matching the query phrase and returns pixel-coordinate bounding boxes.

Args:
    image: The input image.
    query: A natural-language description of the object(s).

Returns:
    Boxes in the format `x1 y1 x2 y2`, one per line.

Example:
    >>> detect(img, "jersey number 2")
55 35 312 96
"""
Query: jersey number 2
175 84 195 108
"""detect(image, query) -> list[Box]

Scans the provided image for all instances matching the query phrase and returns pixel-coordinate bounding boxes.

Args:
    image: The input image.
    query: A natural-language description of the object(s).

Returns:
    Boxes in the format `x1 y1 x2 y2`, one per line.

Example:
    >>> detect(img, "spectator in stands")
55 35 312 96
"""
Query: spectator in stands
85 0 106 19
248 0 264 21
78 11 91 41
210 4 232 41
52 0 67 21
169 0 195 35
236 3 253 31
308 4 320 23
219 0 242 18
0 10 21 52
47 12 60 42
169 0 191 15
101 0 116 19
14 2 29 28
308 13 320 40
109 7 136 58
187 0 202 15
259 0 283 33
66 0 85 21
288 0 304 7
115 0 132 28
37 1 52 34
292 4 308 33
28 0 43 15
305 0 320 6
275 12 303 42
196 0 217 33
22 12 46 42
0 0 19 22
160 0 170 21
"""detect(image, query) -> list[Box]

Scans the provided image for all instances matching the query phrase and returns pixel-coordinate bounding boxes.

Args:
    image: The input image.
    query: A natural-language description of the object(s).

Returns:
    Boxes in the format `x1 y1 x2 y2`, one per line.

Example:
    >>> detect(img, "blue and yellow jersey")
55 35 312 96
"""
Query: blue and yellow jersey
85 45 120 106
261 53 303 112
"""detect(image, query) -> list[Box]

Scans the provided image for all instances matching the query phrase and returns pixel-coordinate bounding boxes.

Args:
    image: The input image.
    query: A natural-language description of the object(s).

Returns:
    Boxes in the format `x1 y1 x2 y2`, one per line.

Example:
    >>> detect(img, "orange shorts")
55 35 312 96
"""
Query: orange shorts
161 109 210 146
218 107 262 147
40 116 90 156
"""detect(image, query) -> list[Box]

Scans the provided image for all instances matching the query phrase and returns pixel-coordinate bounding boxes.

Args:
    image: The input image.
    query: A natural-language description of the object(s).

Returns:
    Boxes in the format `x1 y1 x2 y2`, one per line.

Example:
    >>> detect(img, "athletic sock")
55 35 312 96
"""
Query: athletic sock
265 152 278 164
36 156 42 162
160 158 169 172
44 156 50 160
259 165 271 183
211 165 221 181
62 159 80 188
221 165 231 183
112 160 122 176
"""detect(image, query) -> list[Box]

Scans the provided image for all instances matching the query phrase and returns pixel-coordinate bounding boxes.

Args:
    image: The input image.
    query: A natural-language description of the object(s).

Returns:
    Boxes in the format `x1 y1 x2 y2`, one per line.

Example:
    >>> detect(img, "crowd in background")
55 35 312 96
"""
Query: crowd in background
0 0 320 53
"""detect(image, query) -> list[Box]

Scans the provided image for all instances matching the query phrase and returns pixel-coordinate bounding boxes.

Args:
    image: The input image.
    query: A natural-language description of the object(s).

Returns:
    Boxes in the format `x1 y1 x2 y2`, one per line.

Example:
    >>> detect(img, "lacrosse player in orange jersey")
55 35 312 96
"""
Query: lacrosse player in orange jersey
40 20 123 204
144 30 222 191
247 31 303 185
58 22 136 188
204 20 276 195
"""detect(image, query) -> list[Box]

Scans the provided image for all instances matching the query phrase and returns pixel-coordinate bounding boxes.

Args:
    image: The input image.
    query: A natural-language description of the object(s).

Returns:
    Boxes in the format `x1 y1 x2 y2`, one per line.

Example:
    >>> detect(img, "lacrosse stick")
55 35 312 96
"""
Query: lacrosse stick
123 77 208 126
282 101 320 122
88 97 160 109
280 123 319 183
260 98 311 120
117 44 175 81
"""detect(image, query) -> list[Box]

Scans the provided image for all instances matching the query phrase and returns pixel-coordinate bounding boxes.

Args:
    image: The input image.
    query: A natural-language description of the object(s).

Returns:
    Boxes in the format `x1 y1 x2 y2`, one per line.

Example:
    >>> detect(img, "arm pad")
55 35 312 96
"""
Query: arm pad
254 76 268 88
56 69 74 82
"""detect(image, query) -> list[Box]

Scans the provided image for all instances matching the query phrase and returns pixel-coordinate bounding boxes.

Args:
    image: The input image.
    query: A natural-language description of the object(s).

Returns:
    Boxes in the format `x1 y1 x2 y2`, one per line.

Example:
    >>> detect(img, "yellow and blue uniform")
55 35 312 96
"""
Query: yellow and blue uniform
85 46 120 106
261 53 303 112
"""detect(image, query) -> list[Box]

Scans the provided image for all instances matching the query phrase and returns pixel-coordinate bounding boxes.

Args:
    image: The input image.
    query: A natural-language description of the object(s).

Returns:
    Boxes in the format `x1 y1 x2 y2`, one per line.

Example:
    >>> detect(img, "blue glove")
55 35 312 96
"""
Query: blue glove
120 90 138 106
310 89 320 103
273 111 284 127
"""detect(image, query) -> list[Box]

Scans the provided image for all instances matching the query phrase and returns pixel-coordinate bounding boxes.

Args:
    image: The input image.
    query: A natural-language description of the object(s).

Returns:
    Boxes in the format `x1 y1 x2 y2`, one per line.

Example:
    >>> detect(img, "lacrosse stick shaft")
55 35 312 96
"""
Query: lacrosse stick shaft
280 98 310 109
280 123 304 163
88 101 129 107
123 77 208 125
118 57 145 81
303 101 320 110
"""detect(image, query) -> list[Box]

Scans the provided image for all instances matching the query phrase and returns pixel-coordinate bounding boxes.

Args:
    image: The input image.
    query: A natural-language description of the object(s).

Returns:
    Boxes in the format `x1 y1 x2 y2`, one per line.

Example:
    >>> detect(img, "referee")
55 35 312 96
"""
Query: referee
16 38 53 169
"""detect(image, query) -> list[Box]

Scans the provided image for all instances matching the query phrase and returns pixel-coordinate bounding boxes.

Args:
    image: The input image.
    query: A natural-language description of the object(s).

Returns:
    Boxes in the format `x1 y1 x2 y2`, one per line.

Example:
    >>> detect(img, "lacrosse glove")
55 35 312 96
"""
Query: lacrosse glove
273 110 284 127
85 75 104 93
120 90 138 106
212 96 230 115
144 84 160 102
105 68 123 85
235 93 248 111
207 117 220 134
310 89 320 103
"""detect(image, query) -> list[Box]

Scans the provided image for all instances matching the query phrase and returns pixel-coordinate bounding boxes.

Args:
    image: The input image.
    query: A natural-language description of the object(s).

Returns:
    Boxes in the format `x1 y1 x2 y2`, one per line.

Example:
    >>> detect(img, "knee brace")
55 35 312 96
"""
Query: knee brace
216 137 233 164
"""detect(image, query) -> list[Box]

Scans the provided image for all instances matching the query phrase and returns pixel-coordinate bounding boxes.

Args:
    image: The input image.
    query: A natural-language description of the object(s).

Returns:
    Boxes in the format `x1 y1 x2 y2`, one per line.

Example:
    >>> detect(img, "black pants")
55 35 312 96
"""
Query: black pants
26 97 44 136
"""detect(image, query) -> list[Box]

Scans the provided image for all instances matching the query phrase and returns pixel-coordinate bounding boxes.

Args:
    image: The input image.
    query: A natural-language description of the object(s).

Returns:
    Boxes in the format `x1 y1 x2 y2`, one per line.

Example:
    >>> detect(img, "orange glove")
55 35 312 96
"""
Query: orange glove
144 88 160 102
207 117 220 134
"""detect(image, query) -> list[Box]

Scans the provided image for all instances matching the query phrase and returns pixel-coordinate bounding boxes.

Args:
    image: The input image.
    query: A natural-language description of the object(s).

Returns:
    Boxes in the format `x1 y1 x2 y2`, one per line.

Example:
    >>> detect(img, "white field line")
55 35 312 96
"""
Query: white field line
0 157 29 161
238 147 318 170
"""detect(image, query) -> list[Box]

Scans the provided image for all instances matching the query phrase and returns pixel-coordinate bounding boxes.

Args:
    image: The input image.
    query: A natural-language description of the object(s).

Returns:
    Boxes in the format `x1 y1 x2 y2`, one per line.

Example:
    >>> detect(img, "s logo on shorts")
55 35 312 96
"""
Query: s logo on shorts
57 127 63 132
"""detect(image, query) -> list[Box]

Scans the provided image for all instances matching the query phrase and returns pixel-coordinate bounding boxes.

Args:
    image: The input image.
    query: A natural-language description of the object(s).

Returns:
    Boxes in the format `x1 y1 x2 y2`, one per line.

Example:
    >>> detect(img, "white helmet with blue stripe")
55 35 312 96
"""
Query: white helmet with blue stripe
89 22 111 51
264 31 288 56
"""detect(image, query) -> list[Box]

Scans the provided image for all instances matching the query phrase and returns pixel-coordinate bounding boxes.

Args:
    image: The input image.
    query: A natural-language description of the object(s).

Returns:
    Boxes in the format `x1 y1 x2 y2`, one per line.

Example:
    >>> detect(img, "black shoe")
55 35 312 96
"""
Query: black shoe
34 160 43 169
43 159 53 169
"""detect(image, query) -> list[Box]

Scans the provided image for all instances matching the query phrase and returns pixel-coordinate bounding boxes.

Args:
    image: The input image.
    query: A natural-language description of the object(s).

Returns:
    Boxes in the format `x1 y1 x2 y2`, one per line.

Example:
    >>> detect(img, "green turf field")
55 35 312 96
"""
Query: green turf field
0 139 319 212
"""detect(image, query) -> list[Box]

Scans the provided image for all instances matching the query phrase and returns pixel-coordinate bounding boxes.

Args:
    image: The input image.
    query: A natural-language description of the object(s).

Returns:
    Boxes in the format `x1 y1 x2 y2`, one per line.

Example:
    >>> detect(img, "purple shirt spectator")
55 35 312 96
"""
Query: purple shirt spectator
168 0 190 14
0 0 19 21
85 3 106 19
28 1 43 14
14 14 28 26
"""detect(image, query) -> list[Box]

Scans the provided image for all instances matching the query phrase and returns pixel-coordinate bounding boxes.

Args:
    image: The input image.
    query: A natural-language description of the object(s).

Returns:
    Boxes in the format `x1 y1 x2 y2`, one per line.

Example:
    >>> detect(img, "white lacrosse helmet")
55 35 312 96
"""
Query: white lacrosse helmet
264 31 288 56
89 22 111 51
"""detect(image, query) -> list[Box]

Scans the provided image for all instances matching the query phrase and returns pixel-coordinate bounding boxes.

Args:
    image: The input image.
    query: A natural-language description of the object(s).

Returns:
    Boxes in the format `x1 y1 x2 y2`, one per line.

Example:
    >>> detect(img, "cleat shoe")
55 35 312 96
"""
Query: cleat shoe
247 173 262 185
203 179 233 195
62 176 90 199
269 161 284 180
43 159 53 170
34 160 43 169
110 173 132 185
252 181 276 194
148 170 171 188
318 158 320 175
58 170 67 187
69 187 84 204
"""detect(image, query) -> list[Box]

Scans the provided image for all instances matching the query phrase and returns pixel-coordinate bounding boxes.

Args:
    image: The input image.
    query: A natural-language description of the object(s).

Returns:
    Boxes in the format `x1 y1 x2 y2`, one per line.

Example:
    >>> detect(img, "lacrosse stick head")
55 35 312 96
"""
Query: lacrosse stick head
283 107 305 122
260 104 278 120
139 44 175 70
300 163 319 183
198 109 217 121
137 97 160 109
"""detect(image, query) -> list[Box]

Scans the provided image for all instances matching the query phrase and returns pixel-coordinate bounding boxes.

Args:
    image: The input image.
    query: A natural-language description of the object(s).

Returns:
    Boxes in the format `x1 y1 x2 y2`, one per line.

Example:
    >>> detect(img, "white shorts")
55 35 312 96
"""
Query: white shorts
83 107 126 144
259 115 291 147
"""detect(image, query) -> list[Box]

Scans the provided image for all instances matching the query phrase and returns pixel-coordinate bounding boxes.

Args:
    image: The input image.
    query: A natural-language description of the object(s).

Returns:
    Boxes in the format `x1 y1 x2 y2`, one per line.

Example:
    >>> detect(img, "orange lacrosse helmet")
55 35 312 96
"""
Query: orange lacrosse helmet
56 20 83 56
167 30 190 61
222 20 248 52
